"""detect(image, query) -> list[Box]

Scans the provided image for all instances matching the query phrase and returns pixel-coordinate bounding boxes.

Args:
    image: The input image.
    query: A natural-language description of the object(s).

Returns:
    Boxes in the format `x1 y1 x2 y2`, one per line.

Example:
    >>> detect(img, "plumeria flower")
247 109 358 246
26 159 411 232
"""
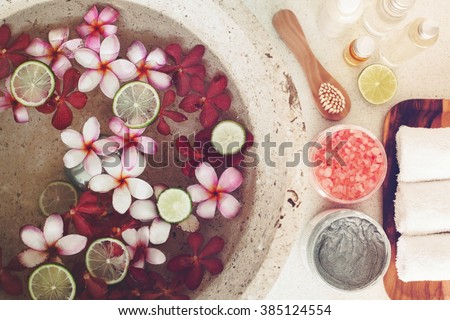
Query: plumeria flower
36 68 88 130
89 153 153 214
76 5 120 53
0 24 30 80
187 162 243 219
156 90 187 136
0 76 29 123
126 41 172 89
61 116 117 176
108 117 158 169
25 27 83 78
122 226 166 268
18 214 87 268
74 35 137 99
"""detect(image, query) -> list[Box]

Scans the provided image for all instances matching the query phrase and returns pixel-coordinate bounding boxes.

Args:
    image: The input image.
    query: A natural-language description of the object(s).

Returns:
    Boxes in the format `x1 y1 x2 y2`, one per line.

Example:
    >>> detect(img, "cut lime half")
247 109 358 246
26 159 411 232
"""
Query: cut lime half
39 181 78 216
211 120 246 155
112 81 160 129
85 238 130 285
10 60 56 107
358 64 397 105
157 188 192 224
28 263 76 300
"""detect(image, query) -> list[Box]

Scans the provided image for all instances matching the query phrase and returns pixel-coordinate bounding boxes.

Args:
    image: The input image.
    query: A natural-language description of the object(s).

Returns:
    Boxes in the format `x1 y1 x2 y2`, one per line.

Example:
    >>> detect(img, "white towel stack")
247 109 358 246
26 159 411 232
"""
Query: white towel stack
395 126 450 282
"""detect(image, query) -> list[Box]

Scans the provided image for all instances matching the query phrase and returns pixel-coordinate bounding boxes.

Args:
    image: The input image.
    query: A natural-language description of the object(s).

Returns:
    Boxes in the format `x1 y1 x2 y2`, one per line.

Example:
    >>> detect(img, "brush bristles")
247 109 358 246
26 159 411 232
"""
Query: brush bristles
318 82 345 114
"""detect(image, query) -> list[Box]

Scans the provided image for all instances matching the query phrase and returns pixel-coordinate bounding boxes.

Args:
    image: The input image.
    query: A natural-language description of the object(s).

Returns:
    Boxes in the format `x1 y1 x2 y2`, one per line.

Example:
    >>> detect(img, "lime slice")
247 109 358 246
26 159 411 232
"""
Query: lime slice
10 60 56 107
157 188 192 224
358 64 397 105
85 238 130 285
28 263 76 300
112 81 160 129
39 181 78 216
211 120 247 156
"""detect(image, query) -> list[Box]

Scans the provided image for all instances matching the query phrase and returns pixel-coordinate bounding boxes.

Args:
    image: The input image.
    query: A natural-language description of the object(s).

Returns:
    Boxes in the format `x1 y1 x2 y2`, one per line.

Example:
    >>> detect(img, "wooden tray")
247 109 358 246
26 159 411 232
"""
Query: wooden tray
383 99 450 300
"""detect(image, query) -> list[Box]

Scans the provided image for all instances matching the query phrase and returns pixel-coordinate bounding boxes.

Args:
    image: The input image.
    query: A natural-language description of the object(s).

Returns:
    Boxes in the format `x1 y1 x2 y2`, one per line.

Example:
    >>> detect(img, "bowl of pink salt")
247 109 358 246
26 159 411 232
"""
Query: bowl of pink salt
309 125 387 204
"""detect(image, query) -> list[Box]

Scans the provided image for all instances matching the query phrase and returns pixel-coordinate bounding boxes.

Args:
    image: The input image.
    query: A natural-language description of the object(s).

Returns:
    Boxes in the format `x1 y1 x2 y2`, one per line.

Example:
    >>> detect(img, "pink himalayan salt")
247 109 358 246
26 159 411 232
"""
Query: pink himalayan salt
313 128 386 201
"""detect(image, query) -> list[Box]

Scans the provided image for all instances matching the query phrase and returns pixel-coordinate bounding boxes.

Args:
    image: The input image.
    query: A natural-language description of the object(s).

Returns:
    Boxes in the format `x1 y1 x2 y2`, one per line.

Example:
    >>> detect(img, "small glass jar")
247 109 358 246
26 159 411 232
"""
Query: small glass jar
344 35 376 66
318 0 364 38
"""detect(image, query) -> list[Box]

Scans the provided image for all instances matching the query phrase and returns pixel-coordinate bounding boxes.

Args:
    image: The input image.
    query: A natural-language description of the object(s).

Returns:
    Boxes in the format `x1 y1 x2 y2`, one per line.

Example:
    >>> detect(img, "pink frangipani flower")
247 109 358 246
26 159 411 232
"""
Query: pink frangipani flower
74 35 136 99
76 5 120 53
25 27 83 78
108 117 158 170
126 41 171 89
0 76 29 123
88 153 153 214
18 214 87 268
187 162 243 219
61 116 117 177
122 226 166 268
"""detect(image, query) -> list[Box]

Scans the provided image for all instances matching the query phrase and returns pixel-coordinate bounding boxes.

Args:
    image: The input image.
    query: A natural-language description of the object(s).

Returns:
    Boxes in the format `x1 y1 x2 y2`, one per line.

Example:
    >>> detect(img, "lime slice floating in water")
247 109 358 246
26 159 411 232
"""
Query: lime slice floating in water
10 60 56 107
38 181 78 216
211 120 246 155
112 81 160 129
157 188 192 224
358 64 397 105
85 238 130 285
28 263 76 300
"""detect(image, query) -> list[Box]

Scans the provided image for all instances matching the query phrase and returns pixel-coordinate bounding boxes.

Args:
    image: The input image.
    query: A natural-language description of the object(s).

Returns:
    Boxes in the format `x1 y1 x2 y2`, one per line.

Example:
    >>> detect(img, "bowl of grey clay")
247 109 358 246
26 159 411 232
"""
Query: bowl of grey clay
302 209 391 291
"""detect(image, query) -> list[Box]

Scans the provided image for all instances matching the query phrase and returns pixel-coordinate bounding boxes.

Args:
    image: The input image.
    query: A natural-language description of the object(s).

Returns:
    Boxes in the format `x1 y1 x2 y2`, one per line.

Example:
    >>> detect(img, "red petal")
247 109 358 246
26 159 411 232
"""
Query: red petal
79 191 99 205
157 64 176 74
72 214 95 238
7 53 27 67
179 94 202 113
148 271 166 288
174 72 191 97
175 136 193 157
0 57 10 79
181 160 197 177
244 130 254 149
190 75 205 94
0 271 23 296
207 75 228 97
184 64 206 79
200 104 219 128
7 33 31 52
200 257 223 275
161 89 176 109
167 254 193 273
163 110 188 122
66 92 88 109
129 267 150 285
181 45 205 67
199 236 224 258
184 266 204 290
227 153 244 167
77 203 104 216
36 102 56 114
187 232 204 255
165 43 182 65
209 93 231 111
0 25 11 48
195 128 213 144
62 68 81 96
86 275 108 299
157 117 171 136
51 102 73 130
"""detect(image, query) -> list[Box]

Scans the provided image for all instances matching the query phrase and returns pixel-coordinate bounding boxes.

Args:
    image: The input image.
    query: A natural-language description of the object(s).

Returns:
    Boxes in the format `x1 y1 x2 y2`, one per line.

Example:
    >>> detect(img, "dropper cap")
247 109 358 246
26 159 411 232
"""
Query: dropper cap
337 0 362 14
418 19 439 40
354 35 375 58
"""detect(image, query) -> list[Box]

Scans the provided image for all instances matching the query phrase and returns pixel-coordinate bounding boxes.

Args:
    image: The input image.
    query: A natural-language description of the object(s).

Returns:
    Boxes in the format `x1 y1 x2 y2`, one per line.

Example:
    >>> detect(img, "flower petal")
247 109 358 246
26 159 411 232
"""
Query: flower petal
83 151 102 176
127 40 147 64
100 69 120 99
74 48 101 69
146 47 167 66
187 184 211 203
129 199 158 222
113 184 132 214
167 254 193 272
200 257 223 275
55 234 87 255
52 55 72 79
61 38 84 59
8 53 28 67
61 67 81 96
217 167 243 192
136 226 150 247
24 38 52 57
149 219 171 245
217 193 241 219
100 35 120 63
65 92 88 109
165 43 182 64
76 23 94 38
147 70 171 90
17 249 48 268
20 226 47 251
51 102 73 130
98 6 120 24
0 24 11 48
122 145 139 170
207 75 227 97
89 174 120 192
61 129 84 149
7 33 31 52
136 136 157 155
108 116 127 137
145 248 166 265
163 111 188 123
0 57 10 80
108 59 137 81
101 24 118 37
126 178 153 200
82 116 100 144
182 44 205 67
199 236 224 258
200 104 219 128
209 93 231 111
180 94 202 113
196 198 217 219
123 152 147 178
63 149 88 168
92 138 119 156
195 162 218 191
84 5 99 24
157 117 171 136
43 214 64 246
102 155 123 178
48 27 69 50
184 265 204 290
121 228 137 248
153 184 168 199
78 69 103 92
131 256 145 269
12 103 29 123
174 71 190 97
85 32 101 53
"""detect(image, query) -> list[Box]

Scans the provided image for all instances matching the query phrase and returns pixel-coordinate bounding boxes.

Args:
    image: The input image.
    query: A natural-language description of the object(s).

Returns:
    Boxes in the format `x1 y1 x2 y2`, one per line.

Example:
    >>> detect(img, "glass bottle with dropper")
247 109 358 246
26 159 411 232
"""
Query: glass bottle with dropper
344 35 376 66
380 18 439 67
318 0 364 38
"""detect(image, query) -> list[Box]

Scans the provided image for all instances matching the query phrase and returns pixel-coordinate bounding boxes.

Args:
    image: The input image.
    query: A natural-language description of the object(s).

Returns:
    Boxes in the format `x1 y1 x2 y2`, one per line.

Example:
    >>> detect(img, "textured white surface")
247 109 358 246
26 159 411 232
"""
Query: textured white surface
242 0 450 299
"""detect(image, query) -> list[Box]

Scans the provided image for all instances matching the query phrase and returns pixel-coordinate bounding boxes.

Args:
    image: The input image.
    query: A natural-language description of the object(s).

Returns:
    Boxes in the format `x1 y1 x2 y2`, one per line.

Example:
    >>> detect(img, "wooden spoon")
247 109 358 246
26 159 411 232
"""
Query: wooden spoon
273 9 351 121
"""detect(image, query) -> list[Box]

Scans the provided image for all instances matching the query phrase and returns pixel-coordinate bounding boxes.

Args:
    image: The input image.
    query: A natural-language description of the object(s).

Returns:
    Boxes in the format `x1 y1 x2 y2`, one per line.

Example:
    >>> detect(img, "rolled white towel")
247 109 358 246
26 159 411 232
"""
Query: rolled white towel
397 234 450 282
396 126 450 182
395 180 450 236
